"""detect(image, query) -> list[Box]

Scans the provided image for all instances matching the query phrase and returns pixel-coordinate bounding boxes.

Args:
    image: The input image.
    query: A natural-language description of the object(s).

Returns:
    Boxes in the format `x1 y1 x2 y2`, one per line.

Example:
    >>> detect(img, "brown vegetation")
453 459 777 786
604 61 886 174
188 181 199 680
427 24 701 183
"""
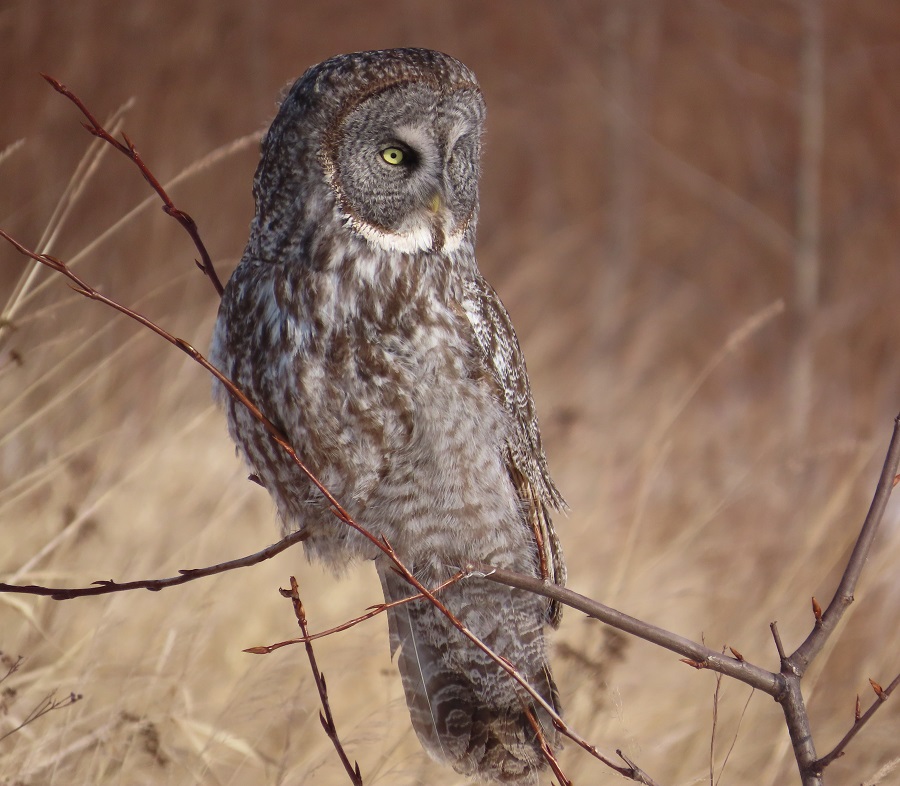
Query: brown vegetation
1 2 899 784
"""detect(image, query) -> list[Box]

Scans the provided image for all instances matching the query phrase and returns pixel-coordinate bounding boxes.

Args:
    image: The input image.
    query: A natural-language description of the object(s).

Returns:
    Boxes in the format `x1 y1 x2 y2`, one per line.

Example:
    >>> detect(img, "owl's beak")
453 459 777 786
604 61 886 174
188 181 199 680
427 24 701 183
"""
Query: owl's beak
423 188 458 254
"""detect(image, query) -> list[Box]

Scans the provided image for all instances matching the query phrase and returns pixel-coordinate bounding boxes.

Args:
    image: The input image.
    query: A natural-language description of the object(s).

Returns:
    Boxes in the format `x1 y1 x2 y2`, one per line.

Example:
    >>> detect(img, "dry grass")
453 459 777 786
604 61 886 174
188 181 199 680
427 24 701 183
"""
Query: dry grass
2 2 899 784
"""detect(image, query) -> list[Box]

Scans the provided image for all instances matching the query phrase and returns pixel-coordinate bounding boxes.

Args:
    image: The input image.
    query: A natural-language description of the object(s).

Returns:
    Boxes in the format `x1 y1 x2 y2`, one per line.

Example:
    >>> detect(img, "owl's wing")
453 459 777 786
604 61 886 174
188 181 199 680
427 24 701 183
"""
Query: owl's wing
462 273 567 626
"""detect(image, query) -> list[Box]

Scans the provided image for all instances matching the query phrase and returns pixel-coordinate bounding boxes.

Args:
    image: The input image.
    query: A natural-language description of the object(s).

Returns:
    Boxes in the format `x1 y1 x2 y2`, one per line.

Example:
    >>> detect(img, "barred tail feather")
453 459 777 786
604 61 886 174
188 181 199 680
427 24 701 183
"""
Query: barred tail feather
377 561 560 784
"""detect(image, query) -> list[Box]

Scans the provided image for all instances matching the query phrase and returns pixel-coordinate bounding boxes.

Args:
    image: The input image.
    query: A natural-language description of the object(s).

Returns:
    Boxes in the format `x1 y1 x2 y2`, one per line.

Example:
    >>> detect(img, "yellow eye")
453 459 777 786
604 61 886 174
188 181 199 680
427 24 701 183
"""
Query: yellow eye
380 147 405 165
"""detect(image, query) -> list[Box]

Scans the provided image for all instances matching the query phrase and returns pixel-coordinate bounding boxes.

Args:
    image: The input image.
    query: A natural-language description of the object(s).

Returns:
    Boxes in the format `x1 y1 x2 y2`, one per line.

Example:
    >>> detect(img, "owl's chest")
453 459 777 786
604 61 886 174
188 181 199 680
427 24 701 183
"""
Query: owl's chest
263 260 493 451
214 257 514 552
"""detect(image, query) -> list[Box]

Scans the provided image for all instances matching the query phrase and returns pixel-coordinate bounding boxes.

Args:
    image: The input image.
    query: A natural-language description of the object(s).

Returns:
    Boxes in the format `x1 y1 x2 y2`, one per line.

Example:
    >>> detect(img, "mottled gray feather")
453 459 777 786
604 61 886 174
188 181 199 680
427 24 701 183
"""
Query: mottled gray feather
210 48 566 784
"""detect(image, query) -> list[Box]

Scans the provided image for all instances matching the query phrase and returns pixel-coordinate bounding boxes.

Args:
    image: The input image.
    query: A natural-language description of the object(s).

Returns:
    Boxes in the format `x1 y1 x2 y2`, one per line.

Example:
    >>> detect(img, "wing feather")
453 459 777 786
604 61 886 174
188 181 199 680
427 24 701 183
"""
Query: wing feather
462 274 566 626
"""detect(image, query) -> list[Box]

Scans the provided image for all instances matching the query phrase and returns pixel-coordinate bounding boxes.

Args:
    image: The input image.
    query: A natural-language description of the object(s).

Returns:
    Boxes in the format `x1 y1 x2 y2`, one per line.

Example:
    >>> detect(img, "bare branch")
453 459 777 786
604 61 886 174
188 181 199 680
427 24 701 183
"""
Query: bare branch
0 529 308 600
710 668 723 786
40 74 224 297
465 562 781 696
715 688 755 786
523 705 571 786
243 571 466 654
615 749 661 786
0 689 83 744
778 678 819 786
770 622 788 664
791 414 900 673
281 576 363 786
770 412 900 786
814 672 900 771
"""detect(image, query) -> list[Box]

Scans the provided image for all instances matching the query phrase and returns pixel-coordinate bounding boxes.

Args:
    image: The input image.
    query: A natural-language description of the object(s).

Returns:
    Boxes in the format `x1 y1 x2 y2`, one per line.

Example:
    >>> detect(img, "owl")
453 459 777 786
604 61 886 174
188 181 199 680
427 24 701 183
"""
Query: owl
210 48 566 784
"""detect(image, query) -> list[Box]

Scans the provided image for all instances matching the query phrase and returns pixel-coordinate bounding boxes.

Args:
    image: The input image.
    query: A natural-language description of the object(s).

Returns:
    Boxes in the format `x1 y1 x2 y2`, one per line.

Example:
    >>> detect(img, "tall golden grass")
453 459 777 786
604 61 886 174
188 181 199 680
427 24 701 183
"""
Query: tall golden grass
2 2 899 784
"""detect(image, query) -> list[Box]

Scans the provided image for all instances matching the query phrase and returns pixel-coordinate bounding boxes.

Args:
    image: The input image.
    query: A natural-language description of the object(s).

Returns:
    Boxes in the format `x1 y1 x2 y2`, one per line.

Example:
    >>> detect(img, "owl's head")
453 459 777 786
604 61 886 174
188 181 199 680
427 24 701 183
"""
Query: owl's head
256 49 485 257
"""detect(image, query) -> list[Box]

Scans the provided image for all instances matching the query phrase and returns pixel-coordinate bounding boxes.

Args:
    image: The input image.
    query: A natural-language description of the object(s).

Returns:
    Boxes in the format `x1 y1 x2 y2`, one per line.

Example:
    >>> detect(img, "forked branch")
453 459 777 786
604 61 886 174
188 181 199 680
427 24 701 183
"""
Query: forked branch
790 414 900 674
41 74 224 297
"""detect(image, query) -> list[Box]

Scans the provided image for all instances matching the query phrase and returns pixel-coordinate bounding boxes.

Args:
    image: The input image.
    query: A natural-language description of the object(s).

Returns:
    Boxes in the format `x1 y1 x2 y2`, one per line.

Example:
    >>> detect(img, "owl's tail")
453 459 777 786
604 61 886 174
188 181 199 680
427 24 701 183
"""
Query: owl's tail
377 561 560 785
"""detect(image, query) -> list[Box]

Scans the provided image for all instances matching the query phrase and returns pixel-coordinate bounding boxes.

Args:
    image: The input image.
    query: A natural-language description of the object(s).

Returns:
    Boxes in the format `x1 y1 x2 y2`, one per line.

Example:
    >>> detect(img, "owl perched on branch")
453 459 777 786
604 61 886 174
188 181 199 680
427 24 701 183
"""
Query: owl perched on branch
211 48 566 784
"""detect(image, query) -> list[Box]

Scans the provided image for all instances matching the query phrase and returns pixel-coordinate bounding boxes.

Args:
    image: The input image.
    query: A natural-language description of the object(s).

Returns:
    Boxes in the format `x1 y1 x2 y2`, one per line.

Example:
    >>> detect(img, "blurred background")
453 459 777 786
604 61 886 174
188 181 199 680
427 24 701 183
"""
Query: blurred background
1 1 899 784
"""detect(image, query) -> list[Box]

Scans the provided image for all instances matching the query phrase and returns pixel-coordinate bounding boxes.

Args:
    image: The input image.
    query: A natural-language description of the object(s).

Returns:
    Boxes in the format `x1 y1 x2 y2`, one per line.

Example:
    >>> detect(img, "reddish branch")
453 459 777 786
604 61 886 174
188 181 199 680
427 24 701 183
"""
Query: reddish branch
523 705 571 786
244 570 466 654
41 74 224 297
281 576 363 786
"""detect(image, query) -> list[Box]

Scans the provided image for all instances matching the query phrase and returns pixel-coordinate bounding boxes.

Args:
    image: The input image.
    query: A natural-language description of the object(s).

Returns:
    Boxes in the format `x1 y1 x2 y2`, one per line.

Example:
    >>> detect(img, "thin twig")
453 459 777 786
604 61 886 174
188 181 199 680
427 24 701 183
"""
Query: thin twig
244 571 466 654
715 688 754 786
616 749 660 786
281 576 362 786
0 529 308 600
791 414 900 674
41 74 224 297
770 622 788 666
0 690 83 744
813 672 900 770
710 669 723 786
523 705 571 786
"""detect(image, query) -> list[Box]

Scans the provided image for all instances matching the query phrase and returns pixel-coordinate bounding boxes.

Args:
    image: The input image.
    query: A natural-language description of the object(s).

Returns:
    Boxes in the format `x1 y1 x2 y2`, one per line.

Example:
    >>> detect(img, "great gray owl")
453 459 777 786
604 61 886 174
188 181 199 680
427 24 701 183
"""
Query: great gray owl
210 48 566 784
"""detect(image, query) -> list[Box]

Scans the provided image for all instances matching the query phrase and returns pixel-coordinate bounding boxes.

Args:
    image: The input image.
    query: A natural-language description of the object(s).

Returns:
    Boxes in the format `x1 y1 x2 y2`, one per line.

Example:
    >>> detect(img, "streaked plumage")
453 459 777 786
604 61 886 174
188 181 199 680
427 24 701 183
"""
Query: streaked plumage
210 48 565 784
